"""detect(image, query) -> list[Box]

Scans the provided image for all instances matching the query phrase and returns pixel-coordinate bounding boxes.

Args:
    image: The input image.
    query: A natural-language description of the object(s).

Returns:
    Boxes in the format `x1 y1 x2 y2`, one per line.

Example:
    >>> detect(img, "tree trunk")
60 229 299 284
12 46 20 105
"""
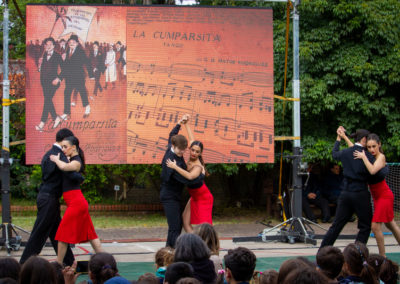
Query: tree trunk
112 0 125 4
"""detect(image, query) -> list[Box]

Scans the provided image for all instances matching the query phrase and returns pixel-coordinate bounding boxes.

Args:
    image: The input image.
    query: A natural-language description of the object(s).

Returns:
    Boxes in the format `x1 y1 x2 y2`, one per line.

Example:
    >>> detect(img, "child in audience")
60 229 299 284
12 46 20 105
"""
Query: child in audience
0 257 20 282
316 245 344 281
164 262 194 284
277 258 311 283
88 252 130 284
176 278 201 284
19 256 57 284
282 267 329 284
174 233 216 284
367 254 399 284
339 243 378 284
259 269 278 284
194 223 223 273
224 247 257 284
155 247 175 282
137 273 160 284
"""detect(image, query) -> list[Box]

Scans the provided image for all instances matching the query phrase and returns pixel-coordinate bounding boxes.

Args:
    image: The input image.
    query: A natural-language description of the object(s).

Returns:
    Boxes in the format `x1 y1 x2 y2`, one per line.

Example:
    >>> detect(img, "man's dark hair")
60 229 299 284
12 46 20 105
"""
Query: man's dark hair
43 37 56 45
224 247 256 282
316 246 344 280
165 262 194 284
349 129 370 143
0 257 20 281
56 128 74 142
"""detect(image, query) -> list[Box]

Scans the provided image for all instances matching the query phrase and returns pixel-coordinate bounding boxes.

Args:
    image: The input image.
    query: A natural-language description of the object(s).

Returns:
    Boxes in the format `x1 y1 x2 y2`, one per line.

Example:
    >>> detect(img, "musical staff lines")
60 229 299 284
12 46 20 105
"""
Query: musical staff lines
127 103 273 148
127 62 273 87
128 81 273 112
127 130 257 163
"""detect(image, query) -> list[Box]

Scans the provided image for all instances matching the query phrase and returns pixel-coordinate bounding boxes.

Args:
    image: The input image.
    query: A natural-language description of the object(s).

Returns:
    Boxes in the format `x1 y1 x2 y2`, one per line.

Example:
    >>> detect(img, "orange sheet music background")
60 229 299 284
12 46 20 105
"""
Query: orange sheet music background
26 5 274 164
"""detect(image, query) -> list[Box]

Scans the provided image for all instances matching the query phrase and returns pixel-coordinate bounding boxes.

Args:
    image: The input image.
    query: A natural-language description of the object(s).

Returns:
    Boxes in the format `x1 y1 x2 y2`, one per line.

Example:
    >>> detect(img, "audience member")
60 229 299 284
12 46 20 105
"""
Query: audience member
302 164 331 223
0 257 20 282
137 273 159 284
368 254 399 284
174 233 216 284
339 242 378 284
165 262 194 284
176 278 201 284
282 267 330 284
155 247 175 281
323 163 343 205
259 269 278 284
194 223 223 273
316 245 344 281
51 261 65 284
224 247 256 284
19 255 57 284
89 252 130 284
277 258 310 284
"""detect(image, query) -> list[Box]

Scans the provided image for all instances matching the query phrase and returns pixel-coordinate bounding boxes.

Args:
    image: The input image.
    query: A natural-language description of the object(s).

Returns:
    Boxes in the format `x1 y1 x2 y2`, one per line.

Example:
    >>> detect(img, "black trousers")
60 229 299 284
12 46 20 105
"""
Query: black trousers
64 80 89 115
93 70 102 95
302 195 330 221
20 192 74 265
320 190 372 248
40 84 58 122
160 193 182 248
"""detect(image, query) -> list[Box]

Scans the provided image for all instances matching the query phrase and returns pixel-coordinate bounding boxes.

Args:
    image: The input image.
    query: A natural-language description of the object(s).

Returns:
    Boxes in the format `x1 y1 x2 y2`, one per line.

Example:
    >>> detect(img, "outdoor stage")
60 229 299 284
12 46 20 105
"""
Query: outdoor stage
1 222 400 281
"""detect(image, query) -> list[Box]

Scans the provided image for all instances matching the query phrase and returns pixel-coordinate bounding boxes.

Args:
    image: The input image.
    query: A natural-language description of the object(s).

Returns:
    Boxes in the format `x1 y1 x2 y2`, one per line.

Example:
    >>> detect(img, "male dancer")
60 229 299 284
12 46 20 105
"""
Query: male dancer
36 37 62 131
54 34 93 122
20 128 83 265
320 127 385 247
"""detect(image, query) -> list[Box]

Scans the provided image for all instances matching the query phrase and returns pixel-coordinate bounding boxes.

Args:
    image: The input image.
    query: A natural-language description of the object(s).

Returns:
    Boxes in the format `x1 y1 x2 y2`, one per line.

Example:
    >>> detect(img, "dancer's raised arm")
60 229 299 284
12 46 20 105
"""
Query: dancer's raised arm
184 115 195 145
166 159 202 180
337 126 354 147
353 150 386 175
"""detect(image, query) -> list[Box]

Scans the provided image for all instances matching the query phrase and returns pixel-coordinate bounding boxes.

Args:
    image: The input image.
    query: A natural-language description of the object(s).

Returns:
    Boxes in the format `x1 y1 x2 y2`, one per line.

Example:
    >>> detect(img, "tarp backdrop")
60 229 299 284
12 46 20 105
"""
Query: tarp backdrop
26 5 274 164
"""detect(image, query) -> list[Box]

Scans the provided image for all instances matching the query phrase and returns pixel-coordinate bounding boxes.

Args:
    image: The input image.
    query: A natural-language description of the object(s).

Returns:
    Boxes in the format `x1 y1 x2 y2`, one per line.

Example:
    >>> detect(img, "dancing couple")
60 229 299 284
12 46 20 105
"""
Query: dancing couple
321 126 400 256
20 128 102 265
160 114 214 247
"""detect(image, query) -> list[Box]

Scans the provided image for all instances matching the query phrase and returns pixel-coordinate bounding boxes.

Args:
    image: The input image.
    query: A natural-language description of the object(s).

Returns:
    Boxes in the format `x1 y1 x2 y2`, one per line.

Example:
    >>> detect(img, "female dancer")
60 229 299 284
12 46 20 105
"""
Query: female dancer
50 136 102 264
339 130 400 256
166 117 213 233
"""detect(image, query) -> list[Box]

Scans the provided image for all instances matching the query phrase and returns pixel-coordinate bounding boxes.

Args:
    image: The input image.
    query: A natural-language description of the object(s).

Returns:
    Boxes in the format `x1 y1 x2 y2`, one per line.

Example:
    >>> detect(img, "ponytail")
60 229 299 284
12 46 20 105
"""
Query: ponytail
78 146 86 174
343 243 378 284
380 258 399 284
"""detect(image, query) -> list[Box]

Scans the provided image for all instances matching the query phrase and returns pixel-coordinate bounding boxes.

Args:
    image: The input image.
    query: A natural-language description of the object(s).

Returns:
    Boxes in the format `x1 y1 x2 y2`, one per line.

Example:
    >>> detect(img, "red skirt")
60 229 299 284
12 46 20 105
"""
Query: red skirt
189 183 214 225
55 189 98 244
369 180 394 223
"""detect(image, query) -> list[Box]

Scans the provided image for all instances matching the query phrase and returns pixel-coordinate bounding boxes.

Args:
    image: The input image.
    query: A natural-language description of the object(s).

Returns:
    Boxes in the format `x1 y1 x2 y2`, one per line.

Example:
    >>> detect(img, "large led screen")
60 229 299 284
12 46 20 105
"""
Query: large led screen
26 5 274 164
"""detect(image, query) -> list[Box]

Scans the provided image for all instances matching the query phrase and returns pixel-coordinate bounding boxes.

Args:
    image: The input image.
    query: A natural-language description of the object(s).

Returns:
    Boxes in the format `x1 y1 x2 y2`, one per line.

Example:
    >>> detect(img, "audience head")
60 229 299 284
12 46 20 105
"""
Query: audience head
165 262 194 284
194 223 220 255
224 247 257 283
282 267 329 284
50 261 65 284
277 258 310 284
19 256 57 284
0 257 20 282
316 245 344 280
368 254 399 284
174 233 210 263
137 273 159 284
342 242 377 284
259 269 278 284
329 163 341 175
155 247 174 268
56 128 74 142
176 277 201 284
89 252 119 284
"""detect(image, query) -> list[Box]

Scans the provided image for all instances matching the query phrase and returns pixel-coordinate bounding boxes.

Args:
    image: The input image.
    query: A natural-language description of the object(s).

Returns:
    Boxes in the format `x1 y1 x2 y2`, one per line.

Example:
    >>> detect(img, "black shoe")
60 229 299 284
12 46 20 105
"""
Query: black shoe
322 217 333 223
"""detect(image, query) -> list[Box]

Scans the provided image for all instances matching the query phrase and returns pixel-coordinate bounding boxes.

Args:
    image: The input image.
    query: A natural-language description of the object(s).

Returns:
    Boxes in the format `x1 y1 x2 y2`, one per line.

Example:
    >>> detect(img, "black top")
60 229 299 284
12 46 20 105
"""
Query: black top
62 155 84 193
332 141 386 191
40 145 84 198
160 124 203 201
368 165 389 185
187 173 205 189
